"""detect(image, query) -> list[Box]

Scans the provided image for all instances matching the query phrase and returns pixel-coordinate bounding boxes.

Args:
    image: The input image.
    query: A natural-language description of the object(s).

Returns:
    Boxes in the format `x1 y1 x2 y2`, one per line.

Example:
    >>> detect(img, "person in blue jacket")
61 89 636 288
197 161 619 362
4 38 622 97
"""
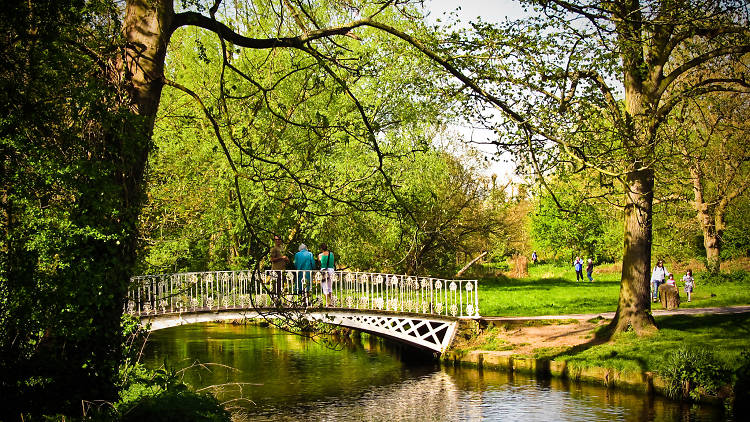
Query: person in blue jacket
294 243 315 304
573 256 584 282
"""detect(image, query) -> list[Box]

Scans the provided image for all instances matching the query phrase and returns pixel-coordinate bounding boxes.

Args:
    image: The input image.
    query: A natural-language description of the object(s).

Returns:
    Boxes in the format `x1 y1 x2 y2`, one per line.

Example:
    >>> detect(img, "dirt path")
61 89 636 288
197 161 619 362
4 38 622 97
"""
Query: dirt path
465 305 750 356
481 304 750 321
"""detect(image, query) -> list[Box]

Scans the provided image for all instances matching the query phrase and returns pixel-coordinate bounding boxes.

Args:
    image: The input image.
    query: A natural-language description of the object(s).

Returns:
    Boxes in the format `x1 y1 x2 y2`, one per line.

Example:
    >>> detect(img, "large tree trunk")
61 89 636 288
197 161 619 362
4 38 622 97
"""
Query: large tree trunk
606 0 659 335
702 220 722 274
690 166 724 274
116 0 175 262
123 0 174 133
609 167 657 335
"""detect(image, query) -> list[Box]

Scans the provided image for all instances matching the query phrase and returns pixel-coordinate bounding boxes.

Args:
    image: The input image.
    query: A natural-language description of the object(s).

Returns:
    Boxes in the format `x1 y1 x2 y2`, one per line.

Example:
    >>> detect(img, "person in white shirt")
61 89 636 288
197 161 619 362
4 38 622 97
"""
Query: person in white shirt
651 260 668 302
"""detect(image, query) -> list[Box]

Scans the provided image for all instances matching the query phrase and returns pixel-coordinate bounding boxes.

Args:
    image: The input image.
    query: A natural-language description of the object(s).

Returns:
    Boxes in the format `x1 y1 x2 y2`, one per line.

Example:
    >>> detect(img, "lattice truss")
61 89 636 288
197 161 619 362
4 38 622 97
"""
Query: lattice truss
330 314 458 353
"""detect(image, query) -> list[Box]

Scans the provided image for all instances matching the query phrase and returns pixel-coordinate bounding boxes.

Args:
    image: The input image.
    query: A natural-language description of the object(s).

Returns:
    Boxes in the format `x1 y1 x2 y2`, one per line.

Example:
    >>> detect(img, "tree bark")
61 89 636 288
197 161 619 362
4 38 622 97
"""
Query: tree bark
123 0 174 122
609 167 657 335
118 0 175 239
119 0 175 205
690 166 726 273
702 217 722 274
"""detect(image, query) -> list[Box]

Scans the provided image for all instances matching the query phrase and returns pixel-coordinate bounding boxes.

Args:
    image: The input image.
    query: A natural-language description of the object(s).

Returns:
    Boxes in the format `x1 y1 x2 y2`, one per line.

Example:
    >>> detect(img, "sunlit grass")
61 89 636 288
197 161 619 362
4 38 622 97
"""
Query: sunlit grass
478 264 750 317
535 313 750 374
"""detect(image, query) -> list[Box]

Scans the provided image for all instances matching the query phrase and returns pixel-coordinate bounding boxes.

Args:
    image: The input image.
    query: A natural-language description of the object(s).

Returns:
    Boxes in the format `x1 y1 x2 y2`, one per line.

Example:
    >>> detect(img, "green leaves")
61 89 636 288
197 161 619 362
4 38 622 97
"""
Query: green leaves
661 347 731 401
530 173 622 263
1 0 145 414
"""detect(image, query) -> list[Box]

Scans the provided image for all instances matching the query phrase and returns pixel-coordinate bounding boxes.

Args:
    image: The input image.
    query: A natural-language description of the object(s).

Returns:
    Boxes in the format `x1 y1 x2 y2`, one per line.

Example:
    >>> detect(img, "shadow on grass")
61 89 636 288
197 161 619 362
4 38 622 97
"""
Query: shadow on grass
656 313 750 336
542 313 750 373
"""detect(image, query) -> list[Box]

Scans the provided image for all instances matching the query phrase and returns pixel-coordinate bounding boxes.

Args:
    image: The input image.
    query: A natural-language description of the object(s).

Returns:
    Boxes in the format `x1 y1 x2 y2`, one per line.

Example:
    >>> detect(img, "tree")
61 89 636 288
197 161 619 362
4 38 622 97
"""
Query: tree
428 0 750 334
1 0 146 414
136 7 456 273
663 89 750 273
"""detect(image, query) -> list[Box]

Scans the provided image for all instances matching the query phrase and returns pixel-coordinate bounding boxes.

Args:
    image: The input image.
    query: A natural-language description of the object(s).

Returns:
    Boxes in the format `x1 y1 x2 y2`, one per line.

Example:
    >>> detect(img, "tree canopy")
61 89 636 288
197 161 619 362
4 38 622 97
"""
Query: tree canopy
2 0 750 417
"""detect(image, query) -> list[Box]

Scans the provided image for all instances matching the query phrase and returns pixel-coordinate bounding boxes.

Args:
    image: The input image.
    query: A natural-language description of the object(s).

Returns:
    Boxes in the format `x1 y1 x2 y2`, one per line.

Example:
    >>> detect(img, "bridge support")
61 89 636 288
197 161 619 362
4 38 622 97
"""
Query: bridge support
320 311 459 353
139 308 465 353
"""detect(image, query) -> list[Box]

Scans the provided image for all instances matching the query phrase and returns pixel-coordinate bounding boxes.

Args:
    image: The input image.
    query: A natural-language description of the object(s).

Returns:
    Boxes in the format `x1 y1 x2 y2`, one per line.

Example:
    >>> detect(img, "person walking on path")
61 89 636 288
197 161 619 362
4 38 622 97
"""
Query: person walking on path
270 235 289 303
586 258 594 282
532 251 538 265
651 260 669 302
318 243 335 307
573 256 584 282
683 269 695 302
294 243 315 305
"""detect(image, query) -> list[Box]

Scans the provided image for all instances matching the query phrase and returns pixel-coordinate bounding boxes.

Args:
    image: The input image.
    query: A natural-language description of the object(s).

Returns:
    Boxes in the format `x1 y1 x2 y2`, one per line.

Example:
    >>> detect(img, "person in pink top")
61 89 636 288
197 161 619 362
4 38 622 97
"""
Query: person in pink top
665 273 676 286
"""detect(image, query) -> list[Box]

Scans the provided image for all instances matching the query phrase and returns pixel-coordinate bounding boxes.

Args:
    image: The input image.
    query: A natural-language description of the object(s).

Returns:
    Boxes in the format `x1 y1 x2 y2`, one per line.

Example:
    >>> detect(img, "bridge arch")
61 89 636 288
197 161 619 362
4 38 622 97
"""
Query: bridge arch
140 308 460 353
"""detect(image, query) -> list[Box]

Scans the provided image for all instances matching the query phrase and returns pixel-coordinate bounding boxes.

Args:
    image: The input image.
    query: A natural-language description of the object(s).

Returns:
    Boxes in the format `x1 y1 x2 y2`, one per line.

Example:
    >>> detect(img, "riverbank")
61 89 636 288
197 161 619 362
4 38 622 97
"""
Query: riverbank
443 308 750 405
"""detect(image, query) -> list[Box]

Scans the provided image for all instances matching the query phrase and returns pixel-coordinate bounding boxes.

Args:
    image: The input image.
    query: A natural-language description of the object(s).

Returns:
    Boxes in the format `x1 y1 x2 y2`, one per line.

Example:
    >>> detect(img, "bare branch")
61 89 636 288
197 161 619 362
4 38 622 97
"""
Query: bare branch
658 44 750 97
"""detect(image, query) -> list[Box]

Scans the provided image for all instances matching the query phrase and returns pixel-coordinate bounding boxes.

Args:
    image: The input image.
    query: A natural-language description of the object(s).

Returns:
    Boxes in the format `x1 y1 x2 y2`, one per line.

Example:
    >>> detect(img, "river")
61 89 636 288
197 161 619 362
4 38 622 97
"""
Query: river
142 322 729 421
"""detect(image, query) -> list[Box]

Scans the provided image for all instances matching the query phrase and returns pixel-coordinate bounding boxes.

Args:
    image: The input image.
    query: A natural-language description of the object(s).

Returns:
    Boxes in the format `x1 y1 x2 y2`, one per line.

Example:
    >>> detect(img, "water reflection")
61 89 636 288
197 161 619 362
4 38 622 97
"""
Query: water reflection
142 323 728 421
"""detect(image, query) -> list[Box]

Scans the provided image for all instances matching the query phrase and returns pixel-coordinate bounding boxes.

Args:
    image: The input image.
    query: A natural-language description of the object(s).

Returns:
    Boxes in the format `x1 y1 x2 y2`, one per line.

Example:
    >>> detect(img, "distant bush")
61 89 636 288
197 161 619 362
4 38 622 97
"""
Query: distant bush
660 347 731 401
696 270 750 286
483 261 510 271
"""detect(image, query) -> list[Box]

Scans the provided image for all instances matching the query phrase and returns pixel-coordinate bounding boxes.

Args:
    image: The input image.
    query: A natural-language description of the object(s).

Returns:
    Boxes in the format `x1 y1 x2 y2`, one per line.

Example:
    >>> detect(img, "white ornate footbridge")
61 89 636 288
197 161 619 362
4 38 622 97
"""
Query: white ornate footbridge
127 270 480 353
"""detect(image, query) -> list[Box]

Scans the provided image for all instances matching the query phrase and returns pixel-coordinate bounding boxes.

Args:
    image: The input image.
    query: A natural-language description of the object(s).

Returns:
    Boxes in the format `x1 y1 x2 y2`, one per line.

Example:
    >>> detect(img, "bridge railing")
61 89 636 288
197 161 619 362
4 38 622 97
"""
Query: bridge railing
127 270 479 318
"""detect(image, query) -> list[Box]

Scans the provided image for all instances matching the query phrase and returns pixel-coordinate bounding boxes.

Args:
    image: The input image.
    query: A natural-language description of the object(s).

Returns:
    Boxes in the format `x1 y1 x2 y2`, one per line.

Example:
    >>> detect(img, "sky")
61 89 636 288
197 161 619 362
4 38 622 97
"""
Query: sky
426 0 527 23
422 0 528 181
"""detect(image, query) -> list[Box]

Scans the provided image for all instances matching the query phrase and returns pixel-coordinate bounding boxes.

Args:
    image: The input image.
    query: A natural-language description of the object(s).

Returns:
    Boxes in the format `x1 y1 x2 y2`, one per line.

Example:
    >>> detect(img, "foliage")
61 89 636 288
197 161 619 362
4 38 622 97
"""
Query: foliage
529 174 622 263
115 364 231 422
660 347 731 401
138 18 515 277
733 351 750 417
695 270 750 286
0 0 147 416
651 199 703 262
723 196 750 259
658 83 750 272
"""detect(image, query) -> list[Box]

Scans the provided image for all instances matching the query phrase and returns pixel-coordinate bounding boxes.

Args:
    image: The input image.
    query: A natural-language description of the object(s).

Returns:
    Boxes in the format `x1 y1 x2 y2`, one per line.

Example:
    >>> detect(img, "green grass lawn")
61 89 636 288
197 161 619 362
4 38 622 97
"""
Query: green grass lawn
535 313 750 374
478 263 750 317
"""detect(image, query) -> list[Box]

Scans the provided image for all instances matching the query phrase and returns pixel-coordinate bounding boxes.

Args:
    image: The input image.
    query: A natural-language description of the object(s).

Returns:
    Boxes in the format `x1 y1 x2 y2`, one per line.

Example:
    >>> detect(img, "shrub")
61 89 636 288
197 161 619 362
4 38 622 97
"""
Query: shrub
115 364 231 422
660 347 731 401
734 351 750 417
118 388 230 422
696 270 750 286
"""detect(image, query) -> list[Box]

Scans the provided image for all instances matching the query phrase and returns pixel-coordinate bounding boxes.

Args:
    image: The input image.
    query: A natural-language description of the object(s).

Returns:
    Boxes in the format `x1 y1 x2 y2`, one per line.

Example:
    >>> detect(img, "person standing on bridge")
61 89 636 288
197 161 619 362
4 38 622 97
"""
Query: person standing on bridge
270 235 289 304
294 243 315 305
318 243 335 307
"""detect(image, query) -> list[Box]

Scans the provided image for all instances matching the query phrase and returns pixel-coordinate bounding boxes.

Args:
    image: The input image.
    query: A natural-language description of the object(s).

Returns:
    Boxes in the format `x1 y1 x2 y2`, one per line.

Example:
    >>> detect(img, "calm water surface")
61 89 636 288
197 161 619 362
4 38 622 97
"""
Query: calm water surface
142 323 729 421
